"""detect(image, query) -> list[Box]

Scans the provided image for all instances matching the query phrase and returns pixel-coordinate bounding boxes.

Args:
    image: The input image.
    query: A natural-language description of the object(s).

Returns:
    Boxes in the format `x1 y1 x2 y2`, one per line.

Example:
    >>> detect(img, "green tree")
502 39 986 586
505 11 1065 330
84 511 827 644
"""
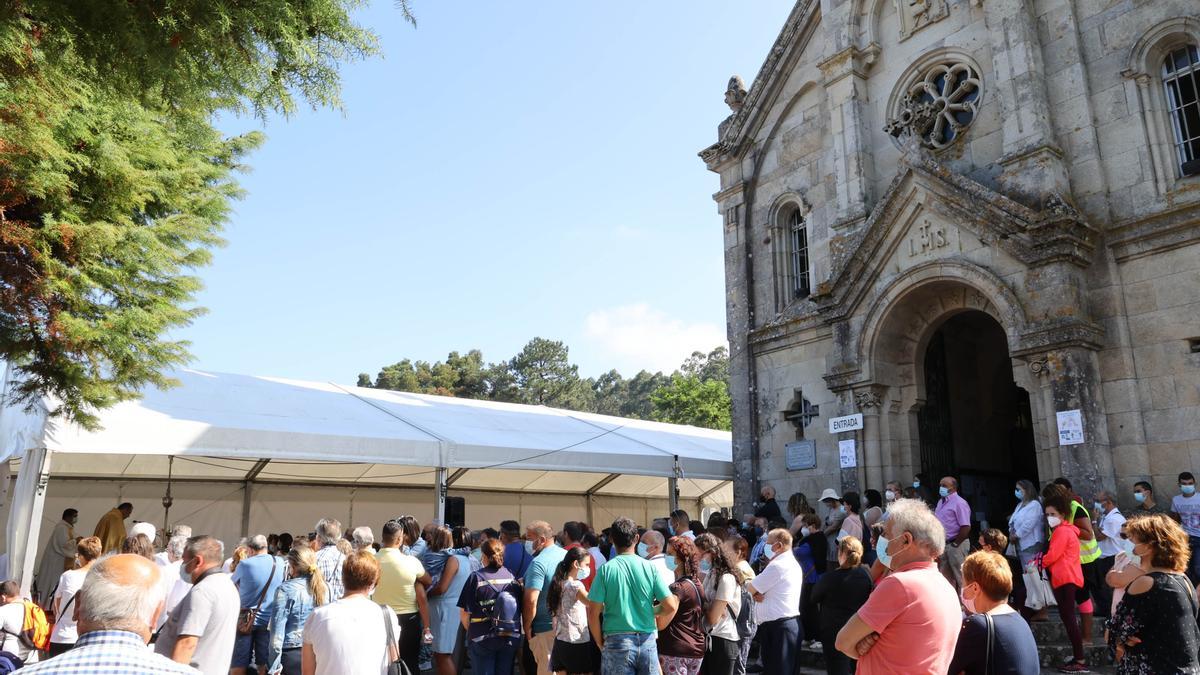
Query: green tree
0 1 385 427
505 338 594 410
650 375 732 430
680 346 729 385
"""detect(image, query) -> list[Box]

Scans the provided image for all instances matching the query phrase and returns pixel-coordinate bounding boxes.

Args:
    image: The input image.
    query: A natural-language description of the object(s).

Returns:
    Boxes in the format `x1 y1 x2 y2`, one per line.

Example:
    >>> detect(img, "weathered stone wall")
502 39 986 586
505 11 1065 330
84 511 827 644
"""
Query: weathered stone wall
704 0 1200 514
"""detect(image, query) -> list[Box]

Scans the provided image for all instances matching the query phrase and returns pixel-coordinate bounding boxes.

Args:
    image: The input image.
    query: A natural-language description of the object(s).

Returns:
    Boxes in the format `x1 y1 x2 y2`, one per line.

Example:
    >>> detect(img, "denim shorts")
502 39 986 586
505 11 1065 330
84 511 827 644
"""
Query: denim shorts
231 627 271 668
601 632 660 675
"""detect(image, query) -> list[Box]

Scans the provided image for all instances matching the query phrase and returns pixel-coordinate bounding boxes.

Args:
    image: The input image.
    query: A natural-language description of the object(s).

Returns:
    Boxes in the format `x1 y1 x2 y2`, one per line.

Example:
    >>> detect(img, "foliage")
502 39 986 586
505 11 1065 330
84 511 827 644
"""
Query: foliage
0 1 382 427
360 338 731 430
650 375 732 430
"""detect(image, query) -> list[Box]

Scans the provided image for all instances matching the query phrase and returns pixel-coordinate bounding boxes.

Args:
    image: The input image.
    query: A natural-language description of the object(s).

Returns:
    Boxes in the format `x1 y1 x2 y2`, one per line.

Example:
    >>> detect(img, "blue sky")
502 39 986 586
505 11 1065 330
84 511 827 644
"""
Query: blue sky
182 1 794 382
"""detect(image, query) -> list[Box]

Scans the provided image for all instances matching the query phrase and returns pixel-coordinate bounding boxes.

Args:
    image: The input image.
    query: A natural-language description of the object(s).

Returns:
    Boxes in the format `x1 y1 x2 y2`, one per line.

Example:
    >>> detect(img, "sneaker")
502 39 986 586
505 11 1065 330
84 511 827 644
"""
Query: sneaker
809 640 823 650
1058 662 1090 673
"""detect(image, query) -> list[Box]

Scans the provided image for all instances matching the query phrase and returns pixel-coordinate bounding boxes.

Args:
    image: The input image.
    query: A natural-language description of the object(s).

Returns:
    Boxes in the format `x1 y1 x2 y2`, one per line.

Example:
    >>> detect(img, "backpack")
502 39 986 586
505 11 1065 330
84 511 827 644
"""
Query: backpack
473 570 522 640
727 584 757 639
3 601 50 653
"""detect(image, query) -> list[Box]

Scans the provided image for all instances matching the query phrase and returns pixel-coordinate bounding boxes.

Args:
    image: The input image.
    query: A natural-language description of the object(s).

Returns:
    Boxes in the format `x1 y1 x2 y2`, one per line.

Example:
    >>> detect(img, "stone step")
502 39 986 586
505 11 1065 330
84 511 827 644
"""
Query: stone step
1036 641 1112 668
1028 615 1108 643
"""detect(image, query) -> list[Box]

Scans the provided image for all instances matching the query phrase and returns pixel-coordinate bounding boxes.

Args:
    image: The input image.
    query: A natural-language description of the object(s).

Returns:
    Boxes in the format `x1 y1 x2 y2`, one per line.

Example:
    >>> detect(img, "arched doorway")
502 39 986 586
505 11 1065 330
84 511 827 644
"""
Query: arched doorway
917 310 1038 529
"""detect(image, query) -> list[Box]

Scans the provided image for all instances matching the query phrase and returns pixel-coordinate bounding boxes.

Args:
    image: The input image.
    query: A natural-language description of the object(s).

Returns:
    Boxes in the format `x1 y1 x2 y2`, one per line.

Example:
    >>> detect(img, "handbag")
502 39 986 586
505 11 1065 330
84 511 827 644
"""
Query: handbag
380 603 413 675
237 561 277 635
1022 564 1057 611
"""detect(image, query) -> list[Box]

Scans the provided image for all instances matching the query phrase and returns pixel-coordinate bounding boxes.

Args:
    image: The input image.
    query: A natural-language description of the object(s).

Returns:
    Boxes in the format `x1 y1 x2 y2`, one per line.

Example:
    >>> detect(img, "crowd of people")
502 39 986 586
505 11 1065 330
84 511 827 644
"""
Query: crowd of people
7 472 1200 674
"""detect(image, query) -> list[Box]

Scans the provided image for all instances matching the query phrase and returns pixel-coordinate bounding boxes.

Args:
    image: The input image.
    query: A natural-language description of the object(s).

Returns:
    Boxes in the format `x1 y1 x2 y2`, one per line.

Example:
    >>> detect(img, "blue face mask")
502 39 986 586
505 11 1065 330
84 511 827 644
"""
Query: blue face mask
1015 489 1023 500
938 486 950 498
875 535 893 569
913 481 920 489
636 542 649 558
1134 491 1147 503
699 558 712 575
1183 485 1196 496
665 556 677 572
524 540 535 556
668 523 675 536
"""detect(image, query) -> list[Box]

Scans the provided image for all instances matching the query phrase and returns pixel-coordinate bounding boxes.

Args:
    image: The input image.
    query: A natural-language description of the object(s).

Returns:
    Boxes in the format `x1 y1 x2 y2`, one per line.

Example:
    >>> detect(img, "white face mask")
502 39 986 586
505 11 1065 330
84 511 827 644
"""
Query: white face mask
762 544 777 561
885 490 896 502
960 584 978 614
1047 515 1062 529
800 526 811 538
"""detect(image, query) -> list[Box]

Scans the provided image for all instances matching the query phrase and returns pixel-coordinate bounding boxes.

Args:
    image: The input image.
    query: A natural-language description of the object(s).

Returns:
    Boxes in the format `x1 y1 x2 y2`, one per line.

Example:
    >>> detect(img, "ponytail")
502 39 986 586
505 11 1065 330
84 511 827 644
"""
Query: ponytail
546 547 588 618
290 547 329 606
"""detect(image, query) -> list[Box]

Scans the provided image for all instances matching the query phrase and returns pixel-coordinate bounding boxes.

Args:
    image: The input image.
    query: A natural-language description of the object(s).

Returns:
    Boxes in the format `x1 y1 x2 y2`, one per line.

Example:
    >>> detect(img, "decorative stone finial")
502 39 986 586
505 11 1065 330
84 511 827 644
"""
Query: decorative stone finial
725 76 748 112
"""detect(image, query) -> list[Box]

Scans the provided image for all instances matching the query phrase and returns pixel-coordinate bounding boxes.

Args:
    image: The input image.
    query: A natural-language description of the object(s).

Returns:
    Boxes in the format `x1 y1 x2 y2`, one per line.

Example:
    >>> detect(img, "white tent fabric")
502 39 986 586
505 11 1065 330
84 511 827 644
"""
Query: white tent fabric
0 368 733 591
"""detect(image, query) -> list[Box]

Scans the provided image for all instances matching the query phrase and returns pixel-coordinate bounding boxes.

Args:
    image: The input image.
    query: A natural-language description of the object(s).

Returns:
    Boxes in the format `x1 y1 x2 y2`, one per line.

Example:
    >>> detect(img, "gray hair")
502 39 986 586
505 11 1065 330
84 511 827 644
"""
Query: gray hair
169 524 193 539
641 530 664 551
167 535 188 561
184 535 224 564
247 535 268 552
351 526 374 550
315 518 343 546
885 498 945 557
79 556 165 633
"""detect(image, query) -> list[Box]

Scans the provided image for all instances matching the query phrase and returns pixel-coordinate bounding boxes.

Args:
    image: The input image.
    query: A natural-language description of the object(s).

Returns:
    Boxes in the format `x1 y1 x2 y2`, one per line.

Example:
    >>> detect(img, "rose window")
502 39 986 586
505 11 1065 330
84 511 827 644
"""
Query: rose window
885 62 982 150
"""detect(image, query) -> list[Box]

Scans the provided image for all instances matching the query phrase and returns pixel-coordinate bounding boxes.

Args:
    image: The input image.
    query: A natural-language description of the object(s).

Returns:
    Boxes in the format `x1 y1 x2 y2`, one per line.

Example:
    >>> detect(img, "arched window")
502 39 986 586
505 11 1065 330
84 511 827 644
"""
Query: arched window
1163 43 1200 176
789 209 811 298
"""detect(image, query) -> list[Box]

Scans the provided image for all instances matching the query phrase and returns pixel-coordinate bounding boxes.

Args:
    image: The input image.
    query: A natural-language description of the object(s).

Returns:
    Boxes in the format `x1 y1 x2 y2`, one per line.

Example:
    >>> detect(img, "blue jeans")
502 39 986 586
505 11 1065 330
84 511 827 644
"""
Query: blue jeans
601 632 659 675
468 639 517 675
232 627 271 669
1188 536 1200 585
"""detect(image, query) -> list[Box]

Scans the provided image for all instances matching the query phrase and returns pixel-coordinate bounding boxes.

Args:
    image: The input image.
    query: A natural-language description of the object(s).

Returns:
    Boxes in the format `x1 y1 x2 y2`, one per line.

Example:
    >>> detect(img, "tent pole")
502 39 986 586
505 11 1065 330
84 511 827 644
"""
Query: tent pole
668 455 681 514
435 467 447 525
241 481 252 538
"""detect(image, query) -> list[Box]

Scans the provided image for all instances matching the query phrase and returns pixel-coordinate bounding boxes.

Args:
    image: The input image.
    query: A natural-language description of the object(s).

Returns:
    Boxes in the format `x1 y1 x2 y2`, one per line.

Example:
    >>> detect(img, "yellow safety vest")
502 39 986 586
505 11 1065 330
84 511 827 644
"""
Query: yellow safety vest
1070 501 1102 564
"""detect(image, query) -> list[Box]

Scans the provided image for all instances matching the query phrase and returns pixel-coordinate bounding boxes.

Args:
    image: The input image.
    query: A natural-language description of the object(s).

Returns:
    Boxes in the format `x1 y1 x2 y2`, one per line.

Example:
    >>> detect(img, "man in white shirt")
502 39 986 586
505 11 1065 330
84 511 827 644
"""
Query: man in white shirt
1093 490 1125 618
640 530 674 589
747 529 803 675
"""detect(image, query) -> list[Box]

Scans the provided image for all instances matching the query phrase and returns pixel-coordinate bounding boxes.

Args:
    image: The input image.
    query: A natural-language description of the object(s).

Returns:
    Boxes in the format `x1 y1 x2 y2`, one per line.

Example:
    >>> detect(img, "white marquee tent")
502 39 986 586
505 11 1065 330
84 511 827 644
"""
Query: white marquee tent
0 368 733 593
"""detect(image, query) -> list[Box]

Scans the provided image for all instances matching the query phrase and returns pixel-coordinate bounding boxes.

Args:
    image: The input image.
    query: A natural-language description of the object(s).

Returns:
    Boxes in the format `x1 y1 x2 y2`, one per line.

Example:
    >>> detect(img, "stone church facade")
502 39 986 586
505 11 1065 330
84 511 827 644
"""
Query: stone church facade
701 0 1200 522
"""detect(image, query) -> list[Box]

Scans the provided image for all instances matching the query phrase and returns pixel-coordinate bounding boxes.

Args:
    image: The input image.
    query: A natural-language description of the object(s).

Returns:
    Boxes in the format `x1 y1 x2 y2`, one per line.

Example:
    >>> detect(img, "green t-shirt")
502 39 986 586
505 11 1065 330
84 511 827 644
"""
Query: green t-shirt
589 553 672 635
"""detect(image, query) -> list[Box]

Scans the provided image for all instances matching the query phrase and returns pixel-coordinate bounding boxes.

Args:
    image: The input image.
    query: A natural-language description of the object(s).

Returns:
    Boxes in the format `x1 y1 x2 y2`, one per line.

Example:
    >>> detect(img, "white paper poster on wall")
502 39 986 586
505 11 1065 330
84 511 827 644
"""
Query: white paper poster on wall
838 439 858 468
1056 409 1084 446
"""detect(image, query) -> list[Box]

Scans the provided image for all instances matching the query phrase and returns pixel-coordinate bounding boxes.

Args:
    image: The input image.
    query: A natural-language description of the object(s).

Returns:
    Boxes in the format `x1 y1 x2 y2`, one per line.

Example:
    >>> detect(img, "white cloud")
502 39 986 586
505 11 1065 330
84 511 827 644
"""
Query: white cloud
582 303 726 375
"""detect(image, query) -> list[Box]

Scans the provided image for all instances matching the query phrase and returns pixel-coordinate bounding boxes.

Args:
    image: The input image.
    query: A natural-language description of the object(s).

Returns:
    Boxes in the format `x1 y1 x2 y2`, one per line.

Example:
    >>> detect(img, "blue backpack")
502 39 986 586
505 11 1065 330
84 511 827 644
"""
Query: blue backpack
472 569 522 640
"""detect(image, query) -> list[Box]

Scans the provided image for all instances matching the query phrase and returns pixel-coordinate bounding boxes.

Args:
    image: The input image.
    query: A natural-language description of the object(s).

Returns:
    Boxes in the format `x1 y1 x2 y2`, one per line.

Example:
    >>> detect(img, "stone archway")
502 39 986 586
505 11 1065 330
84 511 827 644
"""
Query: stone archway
831 263 1055 500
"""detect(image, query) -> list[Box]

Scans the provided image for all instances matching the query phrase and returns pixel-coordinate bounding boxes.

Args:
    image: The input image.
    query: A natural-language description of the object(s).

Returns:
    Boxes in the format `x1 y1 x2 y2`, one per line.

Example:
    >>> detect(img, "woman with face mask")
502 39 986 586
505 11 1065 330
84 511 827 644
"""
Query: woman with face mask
1107 513 1200 674
811 537 873 675
794 513 828 650
1007 479 1045 569
1038 496 1088 672
947 550 1040 675
546 546 599 675
693 533 741 675
653 537 705 675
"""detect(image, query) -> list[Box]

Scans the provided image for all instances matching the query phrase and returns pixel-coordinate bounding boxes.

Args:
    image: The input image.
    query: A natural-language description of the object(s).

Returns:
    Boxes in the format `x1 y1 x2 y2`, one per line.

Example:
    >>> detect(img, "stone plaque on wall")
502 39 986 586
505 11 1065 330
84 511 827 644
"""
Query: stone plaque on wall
785 440 817 471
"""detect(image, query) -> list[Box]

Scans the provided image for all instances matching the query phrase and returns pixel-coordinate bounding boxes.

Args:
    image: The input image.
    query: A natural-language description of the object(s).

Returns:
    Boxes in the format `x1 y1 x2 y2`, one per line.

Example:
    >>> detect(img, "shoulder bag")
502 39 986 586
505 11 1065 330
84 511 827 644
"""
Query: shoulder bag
983 612 994 675
237 561 277 635
380 603 413 675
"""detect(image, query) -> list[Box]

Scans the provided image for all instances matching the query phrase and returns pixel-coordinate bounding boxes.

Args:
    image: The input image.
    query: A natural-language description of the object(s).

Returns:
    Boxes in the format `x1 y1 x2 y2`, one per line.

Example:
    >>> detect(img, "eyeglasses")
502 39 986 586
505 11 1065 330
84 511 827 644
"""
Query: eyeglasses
1119 532 1129 539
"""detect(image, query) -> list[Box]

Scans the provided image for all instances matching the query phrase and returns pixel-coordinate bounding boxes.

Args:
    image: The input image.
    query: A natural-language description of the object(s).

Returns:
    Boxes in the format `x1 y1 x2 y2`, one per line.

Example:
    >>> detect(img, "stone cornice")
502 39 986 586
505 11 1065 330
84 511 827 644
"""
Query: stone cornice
1011 319 1106 357
697 0 821 170
811 150 1100 323
1107 200 1200 262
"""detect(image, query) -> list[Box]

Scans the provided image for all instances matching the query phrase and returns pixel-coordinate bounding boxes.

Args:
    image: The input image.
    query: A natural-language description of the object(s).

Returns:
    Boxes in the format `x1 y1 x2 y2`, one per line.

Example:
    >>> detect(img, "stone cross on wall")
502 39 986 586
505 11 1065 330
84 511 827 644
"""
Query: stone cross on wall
783 393 820 432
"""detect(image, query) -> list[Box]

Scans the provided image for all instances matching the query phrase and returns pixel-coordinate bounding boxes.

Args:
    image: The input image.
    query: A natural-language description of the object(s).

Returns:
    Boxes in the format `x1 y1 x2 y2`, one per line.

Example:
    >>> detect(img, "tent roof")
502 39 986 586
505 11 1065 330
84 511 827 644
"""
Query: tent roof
0 369 733 496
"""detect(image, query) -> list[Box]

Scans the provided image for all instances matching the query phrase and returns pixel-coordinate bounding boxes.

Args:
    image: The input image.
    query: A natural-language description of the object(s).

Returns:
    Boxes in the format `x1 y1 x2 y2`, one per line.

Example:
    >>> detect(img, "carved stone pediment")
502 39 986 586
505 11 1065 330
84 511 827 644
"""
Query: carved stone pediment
894 0 949 41
812 152 1099 323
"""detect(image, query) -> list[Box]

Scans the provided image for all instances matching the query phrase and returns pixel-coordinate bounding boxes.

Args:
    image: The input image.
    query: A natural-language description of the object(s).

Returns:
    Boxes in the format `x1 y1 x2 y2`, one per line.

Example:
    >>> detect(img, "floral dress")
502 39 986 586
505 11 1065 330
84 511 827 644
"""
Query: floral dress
1107 571 1200 674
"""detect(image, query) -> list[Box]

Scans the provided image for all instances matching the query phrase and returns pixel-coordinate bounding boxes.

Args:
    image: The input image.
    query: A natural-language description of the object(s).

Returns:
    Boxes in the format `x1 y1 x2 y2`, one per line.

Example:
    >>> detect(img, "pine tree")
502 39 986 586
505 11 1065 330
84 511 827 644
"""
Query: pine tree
0 1 385 427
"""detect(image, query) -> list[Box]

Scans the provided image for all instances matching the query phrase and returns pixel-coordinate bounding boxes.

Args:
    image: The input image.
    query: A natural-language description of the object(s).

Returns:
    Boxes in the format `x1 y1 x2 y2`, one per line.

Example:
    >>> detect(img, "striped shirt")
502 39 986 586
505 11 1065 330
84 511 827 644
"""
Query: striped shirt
20 630 199 674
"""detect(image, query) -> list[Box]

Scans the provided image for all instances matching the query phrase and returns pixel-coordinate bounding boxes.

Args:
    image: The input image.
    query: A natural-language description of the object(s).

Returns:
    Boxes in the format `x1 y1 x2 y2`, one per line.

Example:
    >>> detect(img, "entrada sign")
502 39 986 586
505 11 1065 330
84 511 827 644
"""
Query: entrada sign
829 413 864 433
